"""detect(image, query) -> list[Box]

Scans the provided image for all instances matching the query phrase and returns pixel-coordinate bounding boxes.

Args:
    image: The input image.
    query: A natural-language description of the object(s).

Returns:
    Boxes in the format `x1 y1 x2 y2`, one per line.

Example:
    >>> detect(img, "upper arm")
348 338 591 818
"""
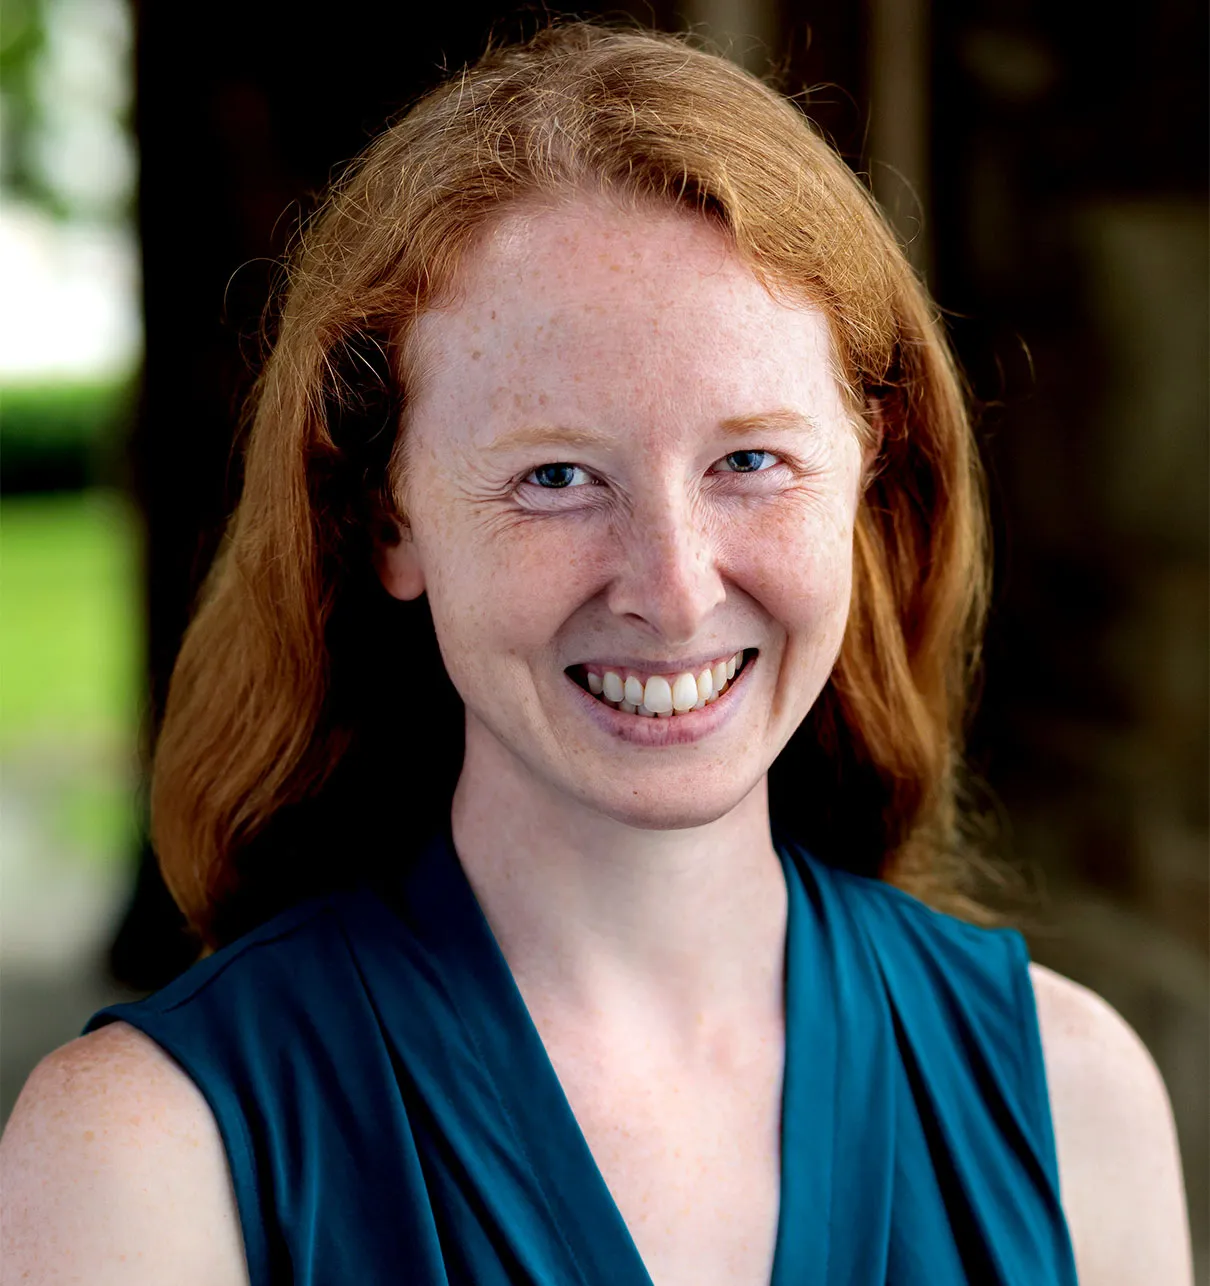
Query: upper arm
1030 962 1194 1286
0 1021 251 1286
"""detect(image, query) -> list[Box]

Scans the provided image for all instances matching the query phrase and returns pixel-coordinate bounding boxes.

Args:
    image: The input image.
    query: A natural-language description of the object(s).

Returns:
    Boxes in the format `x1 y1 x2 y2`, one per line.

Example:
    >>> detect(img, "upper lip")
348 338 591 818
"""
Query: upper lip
567 649 754 674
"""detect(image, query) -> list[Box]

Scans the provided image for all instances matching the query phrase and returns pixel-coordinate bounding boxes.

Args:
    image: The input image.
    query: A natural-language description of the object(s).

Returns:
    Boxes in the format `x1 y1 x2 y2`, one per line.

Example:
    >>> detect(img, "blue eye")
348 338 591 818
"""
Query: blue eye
526 463 593 488
716 450 777 473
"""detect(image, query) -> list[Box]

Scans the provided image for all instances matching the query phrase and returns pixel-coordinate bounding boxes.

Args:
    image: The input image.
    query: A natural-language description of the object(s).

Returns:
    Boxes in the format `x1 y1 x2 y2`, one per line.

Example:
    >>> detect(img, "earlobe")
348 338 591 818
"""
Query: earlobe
374 522 426 601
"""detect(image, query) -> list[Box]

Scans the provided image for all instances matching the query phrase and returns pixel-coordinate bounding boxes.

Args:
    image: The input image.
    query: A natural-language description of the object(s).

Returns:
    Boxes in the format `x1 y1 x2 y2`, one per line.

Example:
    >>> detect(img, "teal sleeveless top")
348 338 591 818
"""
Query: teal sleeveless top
83 833 1078 1285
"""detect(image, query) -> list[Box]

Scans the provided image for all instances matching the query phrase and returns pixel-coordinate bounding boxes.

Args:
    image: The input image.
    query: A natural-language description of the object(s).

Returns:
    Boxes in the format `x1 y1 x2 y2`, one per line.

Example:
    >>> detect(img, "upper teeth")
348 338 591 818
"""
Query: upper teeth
584 652 746 715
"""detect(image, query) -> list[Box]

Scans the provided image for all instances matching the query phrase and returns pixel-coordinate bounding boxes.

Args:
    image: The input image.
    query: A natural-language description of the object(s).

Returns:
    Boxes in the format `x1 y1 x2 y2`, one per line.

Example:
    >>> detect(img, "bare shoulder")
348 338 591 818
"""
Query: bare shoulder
1028 962 1194 1286
0 1020 250 1286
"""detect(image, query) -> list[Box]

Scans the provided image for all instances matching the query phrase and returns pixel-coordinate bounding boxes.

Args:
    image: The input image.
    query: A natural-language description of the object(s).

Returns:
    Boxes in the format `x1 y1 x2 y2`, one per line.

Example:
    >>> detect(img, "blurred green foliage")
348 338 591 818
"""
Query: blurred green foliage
51 771 140 867
1 489 143 872
0 488 142 748
0 0 55 213
1 378 133 491
1 5 145 875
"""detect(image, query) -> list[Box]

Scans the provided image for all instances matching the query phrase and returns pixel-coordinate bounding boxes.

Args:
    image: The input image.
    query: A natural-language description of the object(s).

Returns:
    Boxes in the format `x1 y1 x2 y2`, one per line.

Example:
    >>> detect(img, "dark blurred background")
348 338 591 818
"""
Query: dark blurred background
1 0 1206 1273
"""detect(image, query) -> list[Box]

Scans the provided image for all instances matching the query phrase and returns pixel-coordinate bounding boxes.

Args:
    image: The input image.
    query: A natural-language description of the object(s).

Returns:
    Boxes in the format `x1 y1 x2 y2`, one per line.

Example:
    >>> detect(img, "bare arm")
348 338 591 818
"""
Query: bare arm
1031 962 1194 1286
0 1021 251 1286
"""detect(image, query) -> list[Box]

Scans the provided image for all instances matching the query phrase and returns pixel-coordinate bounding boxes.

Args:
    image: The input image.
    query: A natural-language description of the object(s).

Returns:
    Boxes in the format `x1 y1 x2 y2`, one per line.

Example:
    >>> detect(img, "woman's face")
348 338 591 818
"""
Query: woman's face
379 197 871 830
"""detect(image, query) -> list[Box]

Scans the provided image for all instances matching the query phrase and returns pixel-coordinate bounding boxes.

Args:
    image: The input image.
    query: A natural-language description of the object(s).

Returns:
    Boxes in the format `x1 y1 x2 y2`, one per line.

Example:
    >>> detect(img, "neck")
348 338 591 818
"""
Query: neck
450 715 787 1044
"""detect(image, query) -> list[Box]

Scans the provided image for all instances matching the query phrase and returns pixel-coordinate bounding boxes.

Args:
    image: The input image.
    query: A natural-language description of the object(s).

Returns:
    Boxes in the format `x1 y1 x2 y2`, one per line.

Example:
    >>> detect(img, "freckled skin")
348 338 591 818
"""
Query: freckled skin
380 197 869 832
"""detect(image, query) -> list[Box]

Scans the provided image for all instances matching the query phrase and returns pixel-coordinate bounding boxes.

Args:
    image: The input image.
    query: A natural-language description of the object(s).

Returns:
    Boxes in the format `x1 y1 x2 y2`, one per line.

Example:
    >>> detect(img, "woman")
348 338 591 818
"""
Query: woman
0 23 1192 1286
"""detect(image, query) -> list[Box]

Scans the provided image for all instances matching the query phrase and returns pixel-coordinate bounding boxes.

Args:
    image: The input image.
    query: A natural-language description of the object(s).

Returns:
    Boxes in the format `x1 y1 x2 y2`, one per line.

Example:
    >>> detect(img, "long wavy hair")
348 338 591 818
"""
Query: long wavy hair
151 21 1002 950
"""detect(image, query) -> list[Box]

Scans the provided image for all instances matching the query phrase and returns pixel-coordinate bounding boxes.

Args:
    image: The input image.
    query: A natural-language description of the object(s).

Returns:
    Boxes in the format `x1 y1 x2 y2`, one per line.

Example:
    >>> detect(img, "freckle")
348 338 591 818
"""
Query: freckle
490 309 497 321
471 351 482 361
83 1129 95 1142
513 392 523 407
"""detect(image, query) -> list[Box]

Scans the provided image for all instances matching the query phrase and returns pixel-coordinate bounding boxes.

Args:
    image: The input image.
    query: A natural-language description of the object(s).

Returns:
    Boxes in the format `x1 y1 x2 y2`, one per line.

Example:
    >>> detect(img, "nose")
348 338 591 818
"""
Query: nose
604 490 726 645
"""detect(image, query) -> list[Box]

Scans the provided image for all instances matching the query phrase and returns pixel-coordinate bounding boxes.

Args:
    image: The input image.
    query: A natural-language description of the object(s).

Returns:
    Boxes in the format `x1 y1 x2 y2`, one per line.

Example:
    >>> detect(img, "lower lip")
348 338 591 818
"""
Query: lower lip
566 655 756 746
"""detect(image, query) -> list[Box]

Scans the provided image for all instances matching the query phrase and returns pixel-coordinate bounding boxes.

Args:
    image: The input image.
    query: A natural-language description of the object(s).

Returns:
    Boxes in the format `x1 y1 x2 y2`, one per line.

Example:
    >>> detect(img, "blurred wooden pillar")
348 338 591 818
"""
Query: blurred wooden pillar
867 0 932 279
684 0 778 71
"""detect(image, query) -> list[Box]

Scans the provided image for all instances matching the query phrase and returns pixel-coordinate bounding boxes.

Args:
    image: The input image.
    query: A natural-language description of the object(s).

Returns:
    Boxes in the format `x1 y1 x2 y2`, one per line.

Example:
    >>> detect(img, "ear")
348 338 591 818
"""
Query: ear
373 519 426 601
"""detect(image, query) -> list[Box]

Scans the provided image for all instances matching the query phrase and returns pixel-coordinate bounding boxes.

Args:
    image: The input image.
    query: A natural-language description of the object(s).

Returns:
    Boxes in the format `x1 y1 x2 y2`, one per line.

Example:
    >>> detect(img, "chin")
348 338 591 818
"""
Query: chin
571 776 761 833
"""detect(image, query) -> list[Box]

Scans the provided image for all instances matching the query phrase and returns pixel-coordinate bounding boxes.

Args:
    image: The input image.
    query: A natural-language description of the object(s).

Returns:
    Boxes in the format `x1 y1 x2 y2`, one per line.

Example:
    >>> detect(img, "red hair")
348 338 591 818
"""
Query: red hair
151 22 998 949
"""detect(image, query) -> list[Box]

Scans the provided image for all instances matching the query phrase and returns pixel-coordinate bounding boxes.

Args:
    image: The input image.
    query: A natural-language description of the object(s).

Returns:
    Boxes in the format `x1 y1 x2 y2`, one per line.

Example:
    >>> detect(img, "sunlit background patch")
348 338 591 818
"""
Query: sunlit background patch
1 0 143 1080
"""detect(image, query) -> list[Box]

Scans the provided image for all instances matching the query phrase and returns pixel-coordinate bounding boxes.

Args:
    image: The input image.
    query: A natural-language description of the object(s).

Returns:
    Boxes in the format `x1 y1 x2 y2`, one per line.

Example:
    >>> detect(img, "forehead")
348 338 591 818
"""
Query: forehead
406 198 847 442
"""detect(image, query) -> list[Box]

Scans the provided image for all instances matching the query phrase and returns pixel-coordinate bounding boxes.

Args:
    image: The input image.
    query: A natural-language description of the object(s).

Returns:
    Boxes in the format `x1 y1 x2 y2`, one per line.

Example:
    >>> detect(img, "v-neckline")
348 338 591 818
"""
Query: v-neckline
365 829 840 1286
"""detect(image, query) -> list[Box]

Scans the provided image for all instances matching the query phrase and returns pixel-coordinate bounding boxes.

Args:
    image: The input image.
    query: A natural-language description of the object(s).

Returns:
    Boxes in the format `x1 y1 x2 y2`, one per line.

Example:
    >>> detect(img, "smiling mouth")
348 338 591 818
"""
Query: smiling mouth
566 650 756 716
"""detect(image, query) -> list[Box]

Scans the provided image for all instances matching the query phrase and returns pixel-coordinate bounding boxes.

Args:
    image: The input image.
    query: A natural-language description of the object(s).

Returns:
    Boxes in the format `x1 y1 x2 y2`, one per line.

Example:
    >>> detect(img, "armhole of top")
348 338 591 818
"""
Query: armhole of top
85 1010 271 1286
1002 930 1063 1188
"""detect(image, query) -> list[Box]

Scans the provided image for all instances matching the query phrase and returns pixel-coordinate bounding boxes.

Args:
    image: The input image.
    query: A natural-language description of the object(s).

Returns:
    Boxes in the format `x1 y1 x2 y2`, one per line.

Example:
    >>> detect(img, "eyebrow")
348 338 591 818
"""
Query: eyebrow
486 409 821 453
718 408 822 437
486 425 615 453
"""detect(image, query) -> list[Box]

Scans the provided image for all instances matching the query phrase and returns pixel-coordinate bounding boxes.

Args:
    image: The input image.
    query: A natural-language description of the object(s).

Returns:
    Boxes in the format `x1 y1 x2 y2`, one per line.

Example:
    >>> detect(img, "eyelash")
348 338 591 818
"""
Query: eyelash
522 450 783 492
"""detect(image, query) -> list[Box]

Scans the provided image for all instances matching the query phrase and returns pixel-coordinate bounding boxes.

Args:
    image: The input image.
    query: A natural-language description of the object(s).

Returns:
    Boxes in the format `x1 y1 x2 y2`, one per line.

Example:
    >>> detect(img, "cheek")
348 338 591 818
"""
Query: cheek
724 496 857 633
417 502 601 682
